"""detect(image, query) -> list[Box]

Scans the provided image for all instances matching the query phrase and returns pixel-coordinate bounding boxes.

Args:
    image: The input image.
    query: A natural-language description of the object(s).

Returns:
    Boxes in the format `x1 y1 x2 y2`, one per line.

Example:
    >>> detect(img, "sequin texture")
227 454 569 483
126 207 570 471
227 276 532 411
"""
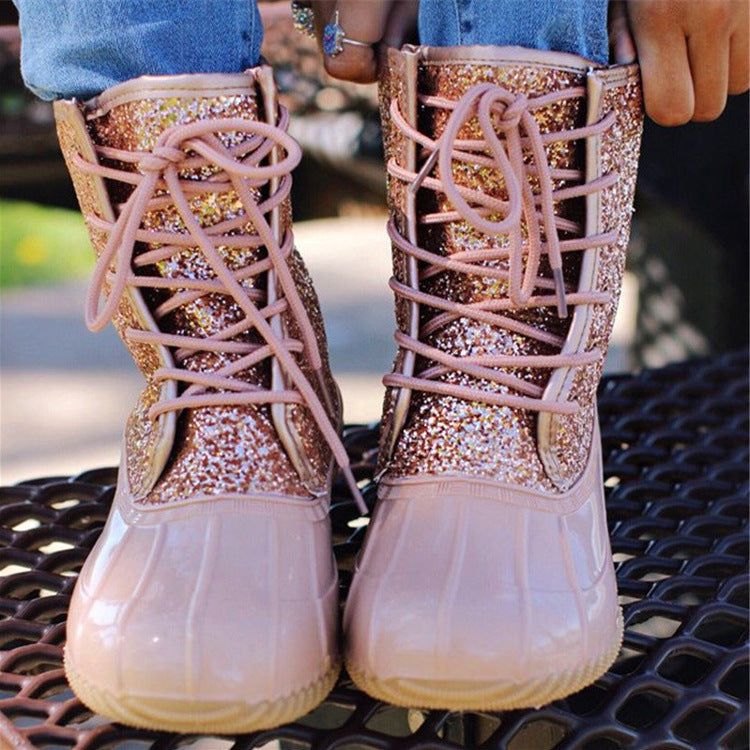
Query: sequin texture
545 72 643 483
57 74 338 504
380 50 643 490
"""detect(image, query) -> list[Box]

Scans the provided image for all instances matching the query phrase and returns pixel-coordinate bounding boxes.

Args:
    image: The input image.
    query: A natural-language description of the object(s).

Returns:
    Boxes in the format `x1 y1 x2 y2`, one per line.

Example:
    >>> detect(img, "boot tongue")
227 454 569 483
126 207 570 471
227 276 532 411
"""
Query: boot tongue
389 62 588 490
88 83 309 503
423 62 586 363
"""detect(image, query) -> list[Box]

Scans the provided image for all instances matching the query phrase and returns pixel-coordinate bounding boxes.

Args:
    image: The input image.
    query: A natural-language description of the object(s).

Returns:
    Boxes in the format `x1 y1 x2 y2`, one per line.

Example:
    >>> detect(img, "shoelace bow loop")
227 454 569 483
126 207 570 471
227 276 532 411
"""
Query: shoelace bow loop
74 109 368 513
385 81 618 414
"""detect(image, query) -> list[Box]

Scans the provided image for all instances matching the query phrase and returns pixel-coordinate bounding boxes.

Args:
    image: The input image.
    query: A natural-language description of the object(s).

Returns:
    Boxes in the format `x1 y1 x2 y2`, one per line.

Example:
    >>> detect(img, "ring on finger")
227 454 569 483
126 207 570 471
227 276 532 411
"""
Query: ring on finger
323 10 375 57
291 0 315 38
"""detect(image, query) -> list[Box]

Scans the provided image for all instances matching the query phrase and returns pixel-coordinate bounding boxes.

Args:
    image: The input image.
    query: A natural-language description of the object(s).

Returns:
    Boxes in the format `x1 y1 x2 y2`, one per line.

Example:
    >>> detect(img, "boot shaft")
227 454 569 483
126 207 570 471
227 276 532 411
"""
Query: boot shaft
55 70 340 503
378 46 643 490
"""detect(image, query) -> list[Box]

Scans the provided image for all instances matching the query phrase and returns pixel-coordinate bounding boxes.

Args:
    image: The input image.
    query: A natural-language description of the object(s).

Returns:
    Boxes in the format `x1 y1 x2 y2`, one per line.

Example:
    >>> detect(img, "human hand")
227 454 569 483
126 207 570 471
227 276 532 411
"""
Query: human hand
311 0 418 83
610 0 749 125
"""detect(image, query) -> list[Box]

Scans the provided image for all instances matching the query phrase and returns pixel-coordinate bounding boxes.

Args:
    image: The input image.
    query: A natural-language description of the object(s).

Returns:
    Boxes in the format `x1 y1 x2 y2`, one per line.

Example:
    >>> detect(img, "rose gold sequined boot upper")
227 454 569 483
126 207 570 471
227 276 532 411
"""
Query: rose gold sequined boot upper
54 69 360 733
55 69 364 509
377 46 643 491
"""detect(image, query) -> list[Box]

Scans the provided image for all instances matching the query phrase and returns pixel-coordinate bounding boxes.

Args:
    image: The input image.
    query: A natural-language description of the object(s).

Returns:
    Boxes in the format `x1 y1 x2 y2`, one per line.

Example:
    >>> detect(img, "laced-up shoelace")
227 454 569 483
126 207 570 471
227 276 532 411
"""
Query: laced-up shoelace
73 106 367 513
385 82 618 415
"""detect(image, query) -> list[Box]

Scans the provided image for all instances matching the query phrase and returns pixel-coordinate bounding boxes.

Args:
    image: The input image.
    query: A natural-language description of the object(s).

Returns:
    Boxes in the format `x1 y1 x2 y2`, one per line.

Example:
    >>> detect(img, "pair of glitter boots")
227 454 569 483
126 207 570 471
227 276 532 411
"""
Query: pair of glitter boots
55 45 642 732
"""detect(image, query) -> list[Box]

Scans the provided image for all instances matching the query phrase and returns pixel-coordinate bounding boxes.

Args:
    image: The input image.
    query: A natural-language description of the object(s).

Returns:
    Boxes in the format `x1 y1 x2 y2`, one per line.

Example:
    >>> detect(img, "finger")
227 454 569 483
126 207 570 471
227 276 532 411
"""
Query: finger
382 0 418 48
630 18 694 126
688 31 729 121
728 0 750 93
608 1 636 64
312 1 337 42
322 0 393 84
728 30 750 94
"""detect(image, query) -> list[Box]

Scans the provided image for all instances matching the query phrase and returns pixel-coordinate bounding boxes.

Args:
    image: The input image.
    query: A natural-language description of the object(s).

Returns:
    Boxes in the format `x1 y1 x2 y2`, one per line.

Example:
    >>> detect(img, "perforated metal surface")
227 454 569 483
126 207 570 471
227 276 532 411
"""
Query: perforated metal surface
0 351 747 750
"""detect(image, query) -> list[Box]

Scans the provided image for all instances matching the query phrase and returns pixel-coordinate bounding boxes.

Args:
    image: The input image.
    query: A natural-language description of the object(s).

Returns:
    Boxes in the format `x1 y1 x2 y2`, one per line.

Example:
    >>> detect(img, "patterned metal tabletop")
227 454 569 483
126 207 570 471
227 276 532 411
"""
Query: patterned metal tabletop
0 351 747 749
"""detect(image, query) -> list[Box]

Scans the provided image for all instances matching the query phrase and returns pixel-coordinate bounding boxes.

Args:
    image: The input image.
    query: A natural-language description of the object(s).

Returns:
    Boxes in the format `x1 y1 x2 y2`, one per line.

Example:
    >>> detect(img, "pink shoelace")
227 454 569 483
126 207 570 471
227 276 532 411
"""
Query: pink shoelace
385 82 618 415
73 107 367 513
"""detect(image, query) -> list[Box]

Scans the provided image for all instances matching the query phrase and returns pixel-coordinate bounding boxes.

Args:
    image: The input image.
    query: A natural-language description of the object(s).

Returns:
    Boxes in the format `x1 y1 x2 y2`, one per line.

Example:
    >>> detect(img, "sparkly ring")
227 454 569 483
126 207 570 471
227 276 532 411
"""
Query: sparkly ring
291 0 315 38
323 11 374 57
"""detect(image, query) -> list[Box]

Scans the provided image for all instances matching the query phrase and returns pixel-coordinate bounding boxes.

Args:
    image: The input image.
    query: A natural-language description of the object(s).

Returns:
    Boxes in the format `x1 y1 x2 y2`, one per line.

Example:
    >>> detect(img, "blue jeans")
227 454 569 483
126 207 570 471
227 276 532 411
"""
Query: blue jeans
13 0 263 100
419 0 609 64
14 0 609 101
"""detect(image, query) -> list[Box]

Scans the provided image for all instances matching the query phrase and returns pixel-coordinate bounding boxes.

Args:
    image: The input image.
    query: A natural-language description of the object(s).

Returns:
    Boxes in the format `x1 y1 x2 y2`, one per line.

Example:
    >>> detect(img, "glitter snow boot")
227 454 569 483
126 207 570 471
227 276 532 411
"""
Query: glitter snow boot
344 46 643 710
55 68 366 732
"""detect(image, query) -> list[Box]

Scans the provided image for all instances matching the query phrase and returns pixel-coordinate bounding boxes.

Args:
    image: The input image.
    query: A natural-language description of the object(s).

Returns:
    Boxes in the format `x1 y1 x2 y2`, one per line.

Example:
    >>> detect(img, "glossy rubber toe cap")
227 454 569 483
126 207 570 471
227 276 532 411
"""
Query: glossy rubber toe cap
344 445 619 687
66 492 338 706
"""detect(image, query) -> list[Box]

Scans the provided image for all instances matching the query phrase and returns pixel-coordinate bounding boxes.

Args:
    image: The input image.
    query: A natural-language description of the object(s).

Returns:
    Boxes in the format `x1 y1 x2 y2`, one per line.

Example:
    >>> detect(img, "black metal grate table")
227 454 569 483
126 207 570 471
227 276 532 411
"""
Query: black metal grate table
0 351 747 749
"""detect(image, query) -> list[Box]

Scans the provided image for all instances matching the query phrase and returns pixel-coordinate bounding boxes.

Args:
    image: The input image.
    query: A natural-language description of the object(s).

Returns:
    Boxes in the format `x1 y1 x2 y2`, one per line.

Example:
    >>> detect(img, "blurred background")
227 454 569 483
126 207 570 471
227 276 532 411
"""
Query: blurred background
1 1 747 484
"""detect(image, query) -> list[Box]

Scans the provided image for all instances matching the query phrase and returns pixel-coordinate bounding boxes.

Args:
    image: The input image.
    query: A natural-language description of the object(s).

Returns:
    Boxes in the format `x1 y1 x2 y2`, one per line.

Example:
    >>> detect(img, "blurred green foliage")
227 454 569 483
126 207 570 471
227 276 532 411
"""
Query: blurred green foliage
0 200 93 288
